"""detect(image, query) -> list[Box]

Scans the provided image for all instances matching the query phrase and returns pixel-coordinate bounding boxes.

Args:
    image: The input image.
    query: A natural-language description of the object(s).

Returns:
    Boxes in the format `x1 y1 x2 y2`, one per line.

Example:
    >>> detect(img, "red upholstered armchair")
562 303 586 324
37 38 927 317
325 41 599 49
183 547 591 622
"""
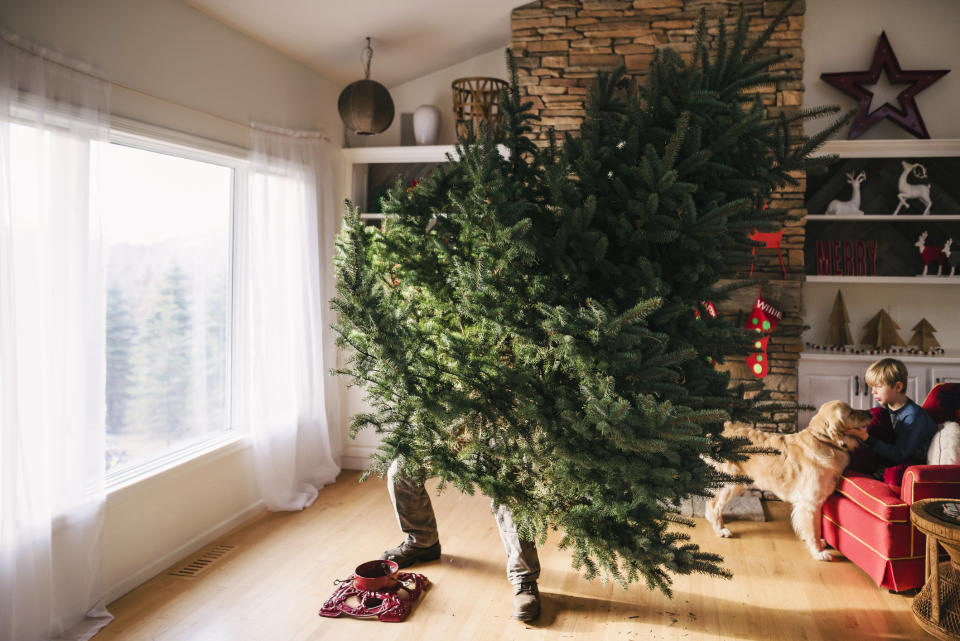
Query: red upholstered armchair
821 383 960 592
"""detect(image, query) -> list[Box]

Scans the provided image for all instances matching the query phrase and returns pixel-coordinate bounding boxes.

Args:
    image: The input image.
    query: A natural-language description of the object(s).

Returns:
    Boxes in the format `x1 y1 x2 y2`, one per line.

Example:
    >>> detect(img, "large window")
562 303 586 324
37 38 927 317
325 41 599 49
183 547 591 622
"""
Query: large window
102 138 236 476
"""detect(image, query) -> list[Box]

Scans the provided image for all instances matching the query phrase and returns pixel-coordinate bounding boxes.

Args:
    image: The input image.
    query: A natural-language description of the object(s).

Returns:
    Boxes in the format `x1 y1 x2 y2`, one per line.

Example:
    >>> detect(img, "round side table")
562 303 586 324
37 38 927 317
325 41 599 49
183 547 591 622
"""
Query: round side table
912 499 960 640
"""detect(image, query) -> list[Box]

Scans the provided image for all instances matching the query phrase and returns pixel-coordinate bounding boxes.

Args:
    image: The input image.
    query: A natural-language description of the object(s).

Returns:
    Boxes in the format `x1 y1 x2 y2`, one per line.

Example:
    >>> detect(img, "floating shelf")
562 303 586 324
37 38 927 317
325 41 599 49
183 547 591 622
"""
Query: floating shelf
806 276 959 284
807 214 960 221
800 350 960 363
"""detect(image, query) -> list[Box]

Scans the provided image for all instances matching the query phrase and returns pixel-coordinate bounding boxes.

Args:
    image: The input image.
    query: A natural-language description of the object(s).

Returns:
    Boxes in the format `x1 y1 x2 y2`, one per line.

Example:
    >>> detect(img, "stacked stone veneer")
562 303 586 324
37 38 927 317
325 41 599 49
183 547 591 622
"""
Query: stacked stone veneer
511 0 808 434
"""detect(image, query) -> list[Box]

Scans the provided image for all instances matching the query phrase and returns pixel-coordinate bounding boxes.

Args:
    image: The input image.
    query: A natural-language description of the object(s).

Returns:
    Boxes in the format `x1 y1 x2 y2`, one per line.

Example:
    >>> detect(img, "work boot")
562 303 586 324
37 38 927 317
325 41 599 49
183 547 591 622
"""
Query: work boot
512 581 541 621
378 541 441 569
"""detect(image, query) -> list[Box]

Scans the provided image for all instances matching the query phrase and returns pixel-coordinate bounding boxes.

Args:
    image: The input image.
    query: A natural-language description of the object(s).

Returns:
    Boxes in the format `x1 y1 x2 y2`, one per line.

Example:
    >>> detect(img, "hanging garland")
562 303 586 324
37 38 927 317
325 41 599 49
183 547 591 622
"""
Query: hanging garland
804 341 945 356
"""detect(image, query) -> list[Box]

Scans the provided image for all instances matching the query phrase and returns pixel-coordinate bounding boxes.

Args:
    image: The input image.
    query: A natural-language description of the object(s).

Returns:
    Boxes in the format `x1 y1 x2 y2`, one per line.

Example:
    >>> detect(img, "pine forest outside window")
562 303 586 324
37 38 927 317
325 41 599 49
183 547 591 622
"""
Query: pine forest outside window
102 140 234 476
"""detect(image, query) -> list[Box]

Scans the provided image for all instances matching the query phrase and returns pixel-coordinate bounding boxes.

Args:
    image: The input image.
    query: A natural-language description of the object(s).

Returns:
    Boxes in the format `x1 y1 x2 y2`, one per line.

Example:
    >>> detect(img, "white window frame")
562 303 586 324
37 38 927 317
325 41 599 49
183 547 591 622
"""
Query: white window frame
104 117 250 493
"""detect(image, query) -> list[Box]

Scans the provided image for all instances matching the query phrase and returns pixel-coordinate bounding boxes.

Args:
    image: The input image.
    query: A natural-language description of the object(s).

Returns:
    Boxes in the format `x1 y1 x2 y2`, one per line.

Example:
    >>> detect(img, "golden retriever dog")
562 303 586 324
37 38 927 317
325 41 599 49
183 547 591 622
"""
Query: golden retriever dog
705 401 872 561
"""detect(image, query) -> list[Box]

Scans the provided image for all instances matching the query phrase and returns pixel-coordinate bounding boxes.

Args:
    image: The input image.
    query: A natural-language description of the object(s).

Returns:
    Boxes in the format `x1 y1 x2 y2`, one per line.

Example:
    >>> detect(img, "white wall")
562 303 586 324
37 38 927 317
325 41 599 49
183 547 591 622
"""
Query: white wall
0 0 345 602
1 0 344 148
346 47 509 148
802 0 960 352
803 0 960 140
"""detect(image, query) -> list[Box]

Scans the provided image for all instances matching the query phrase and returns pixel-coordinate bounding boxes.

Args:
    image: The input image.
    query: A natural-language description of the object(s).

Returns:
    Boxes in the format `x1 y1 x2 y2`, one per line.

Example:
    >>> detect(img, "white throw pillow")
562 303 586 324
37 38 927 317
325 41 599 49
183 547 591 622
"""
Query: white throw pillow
928 422 960 465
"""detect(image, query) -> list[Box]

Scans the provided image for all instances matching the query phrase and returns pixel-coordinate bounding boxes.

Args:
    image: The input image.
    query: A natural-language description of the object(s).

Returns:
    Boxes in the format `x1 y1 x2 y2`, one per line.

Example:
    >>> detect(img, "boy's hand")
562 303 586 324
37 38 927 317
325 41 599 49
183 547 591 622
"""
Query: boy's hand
848 426 869 442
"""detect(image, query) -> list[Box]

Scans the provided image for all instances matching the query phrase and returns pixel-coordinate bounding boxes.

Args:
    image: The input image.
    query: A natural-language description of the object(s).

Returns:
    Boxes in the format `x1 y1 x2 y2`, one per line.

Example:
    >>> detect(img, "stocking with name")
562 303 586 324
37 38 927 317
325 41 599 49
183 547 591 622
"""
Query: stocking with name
744 292 782 378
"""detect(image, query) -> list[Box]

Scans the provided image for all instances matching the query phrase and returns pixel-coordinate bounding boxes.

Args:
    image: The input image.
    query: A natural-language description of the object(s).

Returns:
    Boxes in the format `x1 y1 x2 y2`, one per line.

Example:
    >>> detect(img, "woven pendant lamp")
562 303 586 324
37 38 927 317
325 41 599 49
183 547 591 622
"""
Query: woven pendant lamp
338 37 394 135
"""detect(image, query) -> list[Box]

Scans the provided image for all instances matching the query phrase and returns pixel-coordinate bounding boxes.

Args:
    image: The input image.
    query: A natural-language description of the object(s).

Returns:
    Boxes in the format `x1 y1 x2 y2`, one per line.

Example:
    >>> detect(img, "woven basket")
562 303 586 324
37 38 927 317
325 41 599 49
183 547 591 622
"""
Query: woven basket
451 77 508 141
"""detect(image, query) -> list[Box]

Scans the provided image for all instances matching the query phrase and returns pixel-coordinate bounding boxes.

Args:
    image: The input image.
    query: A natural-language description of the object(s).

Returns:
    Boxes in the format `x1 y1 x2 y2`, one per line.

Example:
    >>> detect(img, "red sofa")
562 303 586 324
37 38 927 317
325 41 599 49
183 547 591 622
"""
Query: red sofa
821 383 960 592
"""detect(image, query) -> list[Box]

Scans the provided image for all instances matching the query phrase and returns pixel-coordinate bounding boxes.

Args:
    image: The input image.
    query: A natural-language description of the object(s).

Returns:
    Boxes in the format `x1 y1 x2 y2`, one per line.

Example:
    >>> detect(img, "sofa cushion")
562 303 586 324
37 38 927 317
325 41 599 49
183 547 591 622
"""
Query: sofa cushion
900 464 960 504
834 472 910 523
923 383 960 425
822 492 917 558
928 422 960 465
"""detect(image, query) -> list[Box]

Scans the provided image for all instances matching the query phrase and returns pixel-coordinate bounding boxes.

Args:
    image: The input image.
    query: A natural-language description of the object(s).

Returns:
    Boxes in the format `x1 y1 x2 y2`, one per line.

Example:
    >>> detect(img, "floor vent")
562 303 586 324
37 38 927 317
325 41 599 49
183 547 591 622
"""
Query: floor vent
168 544 237 579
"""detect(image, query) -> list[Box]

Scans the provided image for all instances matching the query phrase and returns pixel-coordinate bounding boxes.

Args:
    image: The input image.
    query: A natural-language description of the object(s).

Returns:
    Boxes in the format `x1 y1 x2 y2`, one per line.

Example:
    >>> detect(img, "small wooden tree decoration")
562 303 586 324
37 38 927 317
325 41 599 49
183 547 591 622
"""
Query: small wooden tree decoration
860 309 905 349
909 319 940 351
824 290 854 346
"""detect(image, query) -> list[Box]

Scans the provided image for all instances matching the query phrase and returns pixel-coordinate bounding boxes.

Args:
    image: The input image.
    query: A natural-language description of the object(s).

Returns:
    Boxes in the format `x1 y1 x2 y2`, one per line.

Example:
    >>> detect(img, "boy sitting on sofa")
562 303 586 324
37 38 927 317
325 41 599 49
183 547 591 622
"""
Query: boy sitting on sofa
860 358 938 485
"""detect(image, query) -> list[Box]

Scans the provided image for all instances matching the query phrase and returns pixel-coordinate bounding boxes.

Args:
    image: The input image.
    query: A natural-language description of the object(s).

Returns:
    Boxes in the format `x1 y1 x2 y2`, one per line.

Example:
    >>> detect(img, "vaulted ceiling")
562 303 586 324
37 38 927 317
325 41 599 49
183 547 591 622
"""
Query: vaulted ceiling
184 0 528 87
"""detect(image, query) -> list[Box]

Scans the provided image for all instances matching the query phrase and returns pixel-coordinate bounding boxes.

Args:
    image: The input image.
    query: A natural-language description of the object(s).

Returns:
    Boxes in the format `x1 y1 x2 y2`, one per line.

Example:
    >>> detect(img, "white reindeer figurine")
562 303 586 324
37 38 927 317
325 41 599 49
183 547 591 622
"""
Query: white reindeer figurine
826 170 867 215
893 161 932 215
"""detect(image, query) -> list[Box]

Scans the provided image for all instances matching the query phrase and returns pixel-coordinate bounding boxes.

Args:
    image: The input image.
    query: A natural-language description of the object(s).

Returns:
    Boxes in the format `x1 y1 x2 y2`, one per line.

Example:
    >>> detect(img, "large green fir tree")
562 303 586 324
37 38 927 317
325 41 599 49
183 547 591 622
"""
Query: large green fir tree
334 5 843 595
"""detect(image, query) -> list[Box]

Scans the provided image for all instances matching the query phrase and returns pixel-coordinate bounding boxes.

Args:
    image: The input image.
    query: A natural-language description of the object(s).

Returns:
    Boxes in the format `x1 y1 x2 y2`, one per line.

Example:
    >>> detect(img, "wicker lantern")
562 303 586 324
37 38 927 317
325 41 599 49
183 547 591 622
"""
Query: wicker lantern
452 77 508 141
338 38 394 136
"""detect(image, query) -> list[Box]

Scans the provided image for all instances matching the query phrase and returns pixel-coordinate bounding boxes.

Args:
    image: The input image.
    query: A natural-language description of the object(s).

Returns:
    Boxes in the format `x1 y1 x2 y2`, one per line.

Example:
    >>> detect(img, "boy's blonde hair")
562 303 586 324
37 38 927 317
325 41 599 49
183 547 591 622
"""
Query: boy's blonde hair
865 358 908 389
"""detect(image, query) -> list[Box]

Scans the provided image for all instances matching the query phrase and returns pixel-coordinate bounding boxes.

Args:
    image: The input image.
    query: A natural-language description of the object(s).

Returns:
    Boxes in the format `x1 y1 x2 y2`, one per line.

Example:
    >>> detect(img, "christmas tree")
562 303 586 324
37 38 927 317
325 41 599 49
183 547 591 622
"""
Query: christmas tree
333 4 844 595
824 289 854 346
860 309 905 349
909 319 939 351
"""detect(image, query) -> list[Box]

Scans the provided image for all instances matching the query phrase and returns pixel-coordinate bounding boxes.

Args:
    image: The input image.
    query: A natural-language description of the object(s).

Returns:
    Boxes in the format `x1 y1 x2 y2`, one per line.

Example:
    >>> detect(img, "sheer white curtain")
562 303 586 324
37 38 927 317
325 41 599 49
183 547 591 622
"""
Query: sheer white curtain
0 32 113 641
235 124 341 511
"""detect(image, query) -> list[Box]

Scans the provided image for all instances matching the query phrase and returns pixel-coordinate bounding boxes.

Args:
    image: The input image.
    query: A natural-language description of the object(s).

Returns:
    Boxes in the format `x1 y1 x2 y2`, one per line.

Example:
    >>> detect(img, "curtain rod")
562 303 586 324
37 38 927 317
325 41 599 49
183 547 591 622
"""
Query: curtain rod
112 81 333 144
2 28 334 144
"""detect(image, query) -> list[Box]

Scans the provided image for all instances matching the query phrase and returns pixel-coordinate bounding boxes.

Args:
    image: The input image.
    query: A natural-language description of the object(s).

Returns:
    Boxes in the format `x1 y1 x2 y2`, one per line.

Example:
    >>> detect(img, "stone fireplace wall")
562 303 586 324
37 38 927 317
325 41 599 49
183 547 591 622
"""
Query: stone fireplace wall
510 0 807 434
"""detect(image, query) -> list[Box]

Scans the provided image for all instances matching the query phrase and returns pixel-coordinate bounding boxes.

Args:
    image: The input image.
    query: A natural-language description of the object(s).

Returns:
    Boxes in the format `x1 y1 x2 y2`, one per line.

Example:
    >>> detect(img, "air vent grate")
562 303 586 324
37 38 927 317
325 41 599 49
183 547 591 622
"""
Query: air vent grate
168 544 237 579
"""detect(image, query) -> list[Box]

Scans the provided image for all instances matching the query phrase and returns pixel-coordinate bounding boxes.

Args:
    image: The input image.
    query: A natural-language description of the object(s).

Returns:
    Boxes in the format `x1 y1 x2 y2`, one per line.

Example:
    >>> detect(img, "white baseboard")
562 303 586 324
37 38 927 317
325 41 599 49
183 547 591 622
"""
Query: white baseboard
106 499 265 603
341 454 373 471
341 443 377 471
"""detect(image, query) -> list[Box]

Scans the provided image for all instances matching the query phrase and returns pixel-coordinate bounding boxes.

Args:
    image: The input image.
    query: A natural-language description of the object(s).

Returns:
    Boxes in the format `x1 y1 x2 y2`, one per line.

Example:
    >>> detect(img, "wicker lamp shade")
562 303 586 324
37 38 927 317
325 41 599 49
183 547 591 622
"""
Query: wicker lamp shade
338 38 395 136
338 79 394 135
451 77 508 141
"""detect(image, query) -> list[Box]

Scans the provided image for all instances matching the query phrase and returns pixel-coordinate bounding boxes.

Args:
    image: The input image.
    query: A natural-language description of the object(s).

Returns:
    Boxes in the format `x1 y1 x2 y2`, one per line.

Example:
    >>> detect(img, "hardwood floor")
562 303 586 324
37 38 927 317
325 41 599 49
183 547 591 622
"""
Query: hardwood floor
99 472 926 641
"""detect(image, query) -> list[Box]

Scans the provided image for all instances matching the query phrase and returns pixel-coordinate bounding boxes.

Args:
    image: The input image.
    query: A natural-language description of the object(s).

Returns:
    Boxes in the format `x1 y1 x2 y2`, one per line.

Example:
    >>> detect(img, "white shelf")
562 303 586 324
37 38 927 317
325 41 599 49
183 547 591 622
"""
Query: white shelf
812 138 960 158
807 214 960 220
801 349 960 364
342 145 457 163
806 276 960 284
342 144 510 164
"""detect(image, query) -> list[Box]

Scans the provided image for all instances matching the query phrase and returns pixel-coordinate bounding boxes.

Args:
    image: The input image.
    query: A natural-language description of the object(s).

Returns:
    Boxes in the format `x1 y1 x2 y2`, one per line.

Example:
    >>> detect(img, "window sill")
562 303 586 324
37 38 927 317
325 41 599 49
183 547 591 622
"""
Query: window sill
106 432 250 496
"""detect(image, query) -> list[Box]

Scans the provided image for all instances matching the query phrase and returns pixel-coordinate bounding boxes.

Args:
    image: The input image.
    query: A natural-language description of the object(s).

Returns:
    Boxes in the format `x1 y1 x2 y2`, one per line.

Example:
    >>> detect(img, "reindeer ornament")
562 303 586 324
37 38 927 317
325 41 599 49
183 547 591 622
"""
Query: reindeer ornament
916 231 949 276
893 161 932 215
945 238 959 276
826 171 866 215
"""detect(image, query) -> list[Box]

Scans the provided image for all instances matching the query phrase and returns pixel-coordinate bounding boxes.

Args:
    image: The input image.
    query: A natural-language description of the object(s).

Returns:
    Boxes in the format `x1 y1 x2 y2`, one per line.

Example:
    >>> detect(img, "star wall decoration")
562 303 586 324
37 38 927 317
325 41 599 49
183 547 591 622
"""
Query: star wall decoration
820 32 949 139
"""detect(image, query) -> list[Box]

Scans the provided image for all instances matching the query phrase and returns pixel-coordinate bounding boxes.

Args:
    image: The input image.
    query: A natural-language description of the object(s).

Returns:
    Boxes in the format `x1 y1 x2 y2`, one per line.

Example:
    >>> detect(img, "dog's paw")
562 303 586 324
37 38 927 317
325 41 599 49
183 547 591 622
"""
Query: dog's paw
717 527 732 538
814 549 833 562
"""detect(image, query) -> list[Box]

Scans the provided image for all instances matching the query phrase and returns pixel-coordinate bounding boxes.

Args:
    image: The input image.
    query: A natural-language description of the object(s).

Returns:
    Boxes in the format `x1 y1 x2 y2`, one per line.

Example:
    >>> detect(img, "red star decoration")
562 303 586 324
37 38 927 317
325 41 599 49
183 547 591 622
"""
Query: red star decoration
820 32 949 139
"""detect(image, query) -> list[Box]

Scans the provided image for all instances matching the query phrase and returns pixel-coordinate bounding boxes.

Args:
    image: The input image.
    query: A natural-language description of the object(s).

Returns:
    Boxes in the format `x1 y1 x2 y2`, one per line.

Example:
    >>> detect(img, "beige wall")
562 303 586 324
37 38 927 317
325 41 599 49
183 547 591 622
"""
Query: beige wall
1 0 344 148
0 0 345 602
803 0 960 140
347 47 509 148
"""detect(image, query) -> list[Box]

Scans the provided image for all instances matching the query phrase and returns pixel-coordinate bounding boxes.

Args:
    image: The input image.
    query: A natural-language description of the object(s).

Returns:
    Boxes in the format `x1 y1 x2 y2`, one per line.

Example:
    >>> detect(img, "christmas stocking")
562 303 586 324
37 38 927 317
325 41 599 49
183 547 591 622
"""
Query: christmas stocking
747 335 771 378
744 293 782 378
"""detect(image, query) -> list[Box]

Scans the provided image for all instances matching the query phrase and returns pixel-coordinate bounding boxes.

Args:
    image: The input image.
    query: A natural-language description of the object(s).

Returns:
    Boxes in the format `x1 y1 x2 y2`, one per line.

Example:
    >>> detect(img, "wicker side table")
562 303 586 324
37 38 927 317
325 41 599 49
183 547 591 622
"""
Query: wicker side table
912 499 960 640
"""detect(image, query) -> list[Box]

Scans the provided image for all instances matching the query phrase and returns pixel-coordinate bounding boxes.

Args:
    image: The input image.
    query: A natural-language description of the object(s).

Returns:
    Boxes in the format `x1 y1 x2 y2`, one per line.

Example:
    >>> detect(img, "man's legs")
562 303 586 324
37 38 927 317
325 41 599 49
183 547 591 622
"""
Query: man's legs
493 502 541 621
380 459 442 568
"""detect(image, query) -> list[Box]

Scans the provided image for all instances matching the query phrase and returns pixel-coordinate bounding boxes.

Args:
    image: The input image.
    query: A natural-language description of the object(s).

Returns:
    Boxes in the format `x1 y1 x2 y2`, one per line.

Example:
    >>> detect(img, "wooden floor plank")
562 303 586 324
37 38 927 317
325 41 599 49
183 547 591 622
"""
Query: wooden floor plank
98 471 924 641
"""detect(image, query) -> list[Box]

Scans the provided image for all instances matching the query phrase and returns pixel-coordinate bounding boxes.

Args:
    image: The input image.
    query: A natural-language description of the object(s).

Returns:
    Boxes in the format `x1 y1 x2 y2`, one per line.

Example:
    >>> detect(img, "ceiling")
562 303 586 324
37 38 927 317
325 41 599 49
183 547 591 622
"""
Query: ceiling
184 0 528 88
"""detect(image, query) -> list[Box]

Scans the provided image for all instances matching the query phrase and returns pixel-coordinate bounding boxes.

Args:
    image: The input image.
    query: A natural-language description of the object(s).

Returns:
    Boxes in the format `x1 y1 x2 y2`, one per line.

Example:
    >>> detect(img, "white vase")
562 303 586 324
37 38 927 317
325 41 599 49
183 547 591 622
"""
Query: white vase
413 104 441 145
